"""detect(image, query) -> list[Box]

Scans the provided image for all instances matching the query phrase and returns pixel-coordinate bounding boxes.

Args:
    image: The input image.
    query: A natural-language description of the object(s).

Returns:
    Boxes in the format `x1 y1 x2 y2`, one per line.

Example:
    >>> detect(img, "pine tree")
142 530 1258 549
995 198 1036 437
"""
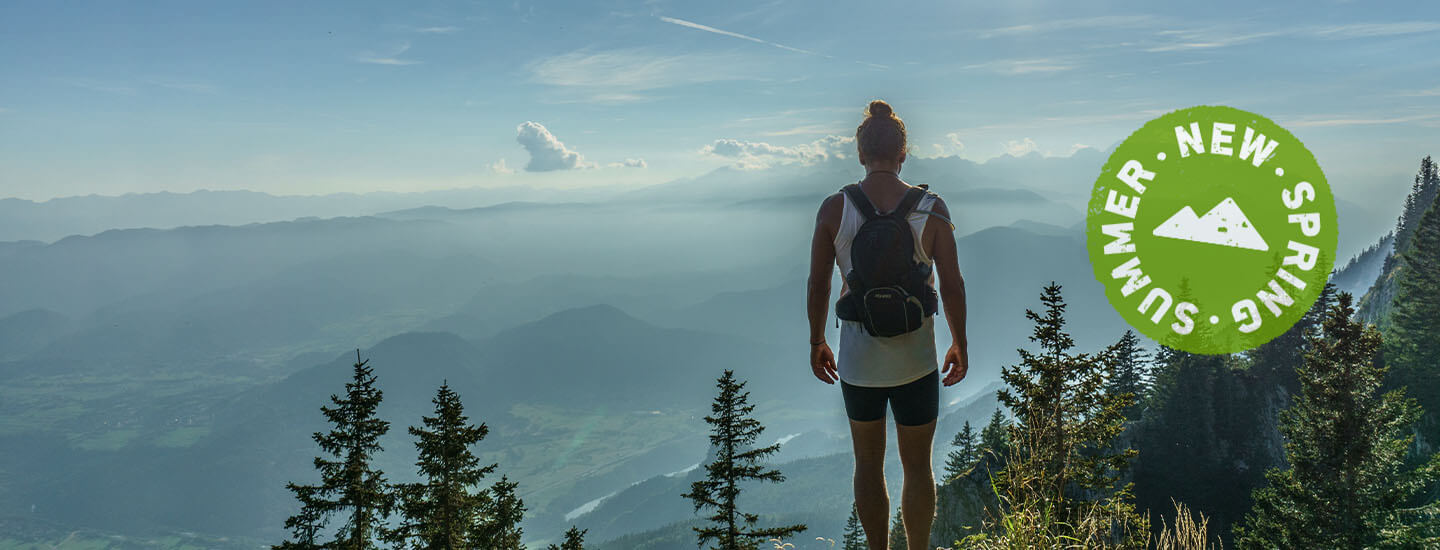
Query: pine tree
274 484 327 550
682 370 806 550
841 504 866 550
391 382 498 550
277 350 396 550
992 283 1141 543
944 421 980 481
888 507 907 550
979 408 1010 463
1103 331 1150 420
1249 282 1335 394
474 476 526 549
1235 294 1440 549
546 526 586 550
1360 155 1439 322
1386 194 1440 427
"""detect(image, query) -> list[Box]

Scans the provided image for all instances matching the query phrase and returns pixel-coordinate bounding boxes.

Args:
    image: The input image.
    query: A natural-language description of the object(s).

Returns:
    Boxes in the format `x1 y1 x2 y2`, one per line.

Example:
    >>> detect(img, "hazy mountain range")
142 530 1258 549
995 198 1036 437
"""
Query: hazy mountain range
0 151 1409 548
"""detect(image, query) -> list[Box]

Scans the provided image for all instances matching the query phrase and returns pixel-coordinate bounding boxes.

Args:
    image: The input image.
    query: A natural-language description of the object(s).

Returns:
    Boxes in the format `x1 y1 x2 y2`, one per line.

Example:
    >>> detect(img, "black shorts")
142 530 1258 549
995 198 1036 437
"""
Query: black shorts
840 369 939 426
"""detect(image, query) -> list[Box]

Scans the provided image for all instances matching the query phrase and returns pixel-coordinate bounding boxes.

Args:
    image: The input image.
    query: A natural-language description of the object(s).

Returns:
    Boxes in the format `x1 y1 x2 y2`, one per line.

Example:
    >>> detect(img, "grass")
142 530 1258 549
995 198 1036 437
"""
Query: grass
483 402 700 511
67 428 142 451
150 427 210 448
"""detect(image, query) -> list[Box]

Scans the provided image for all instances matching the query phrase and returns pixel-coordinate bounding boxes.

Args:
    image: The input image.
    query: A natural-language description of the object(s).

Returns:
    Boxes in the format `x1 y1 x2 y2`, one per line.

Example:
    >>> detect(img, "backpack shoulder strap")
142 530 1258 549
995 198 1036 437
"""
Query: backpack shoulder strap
891 185 928 219
841 183 878 221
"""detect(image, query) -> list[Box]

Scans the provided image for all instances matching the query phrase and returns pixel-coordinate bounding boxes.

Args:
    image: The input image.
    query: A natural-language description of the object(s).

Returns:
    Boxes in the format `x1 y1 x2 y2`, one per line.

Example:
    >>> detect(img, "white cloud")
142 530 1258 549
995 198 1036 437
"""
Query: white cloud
702 135 854 169
1003 138 1039 157
946 133 966 153
357 41 421 65
516 121 596 172
928 133 967 158
490 158 515 174
415 26 461 34
608 158 648 169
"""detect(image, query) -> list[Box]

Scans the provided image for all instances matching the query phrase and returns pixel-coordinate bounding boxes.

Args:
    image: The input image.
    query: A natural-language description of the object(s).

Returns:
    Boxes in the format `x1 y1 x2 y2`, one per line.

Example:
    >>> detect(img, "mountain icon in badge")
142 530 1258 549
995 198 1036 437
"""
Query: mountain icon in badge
1152 197 1269 251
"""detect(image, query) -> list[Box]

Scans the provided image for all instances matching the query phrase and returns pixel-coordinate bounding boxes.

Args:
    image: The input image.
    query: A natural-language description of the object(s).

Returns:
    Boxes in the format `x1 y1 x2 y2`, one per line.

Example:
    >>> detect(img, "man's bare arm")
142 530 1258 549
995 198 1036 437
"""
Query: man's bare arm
807 193 842 384
808 193 841 343
929 197 969 385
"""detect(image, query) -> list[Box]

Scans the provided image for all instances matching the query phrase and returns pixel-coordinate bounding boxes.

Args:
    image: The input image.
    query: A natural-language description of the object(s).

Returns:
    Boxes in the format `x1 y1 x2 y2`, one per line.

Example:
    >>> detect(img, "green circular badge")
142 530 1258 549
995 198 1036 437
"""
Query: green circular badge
1086 105 1337 354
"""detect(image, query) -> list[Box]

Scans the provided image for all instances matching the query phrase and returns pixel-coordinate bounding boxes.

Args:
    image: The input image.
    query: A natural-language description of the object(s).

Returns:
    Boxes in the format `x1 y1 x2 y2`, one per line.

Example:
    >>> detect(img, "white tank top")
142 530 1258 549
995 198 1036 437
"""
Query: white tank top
833 185 943 388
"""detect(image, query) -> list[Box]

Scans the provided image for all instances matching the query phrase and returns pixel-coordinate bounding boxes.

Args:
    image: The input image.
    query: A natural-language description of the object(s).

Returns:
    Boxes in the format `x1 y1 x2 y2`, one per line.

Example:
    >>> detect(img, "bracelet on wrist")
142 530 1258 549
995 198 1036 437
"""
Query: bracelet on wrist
809 339 826 346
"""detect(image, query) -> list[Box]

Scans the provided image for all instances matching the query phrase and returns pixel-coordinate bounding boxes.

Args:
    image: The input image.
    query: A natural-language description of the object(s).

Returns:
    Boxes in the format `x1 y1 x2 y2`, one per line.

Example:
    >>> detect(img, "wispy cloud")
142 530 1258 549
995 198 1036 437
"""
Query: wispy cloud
415 26 461 34
1307 22 1440 38
761 123 846 137
978 15 1162 38
658 16 887 70
63 78 137 95
961 58 1075 75
1397 86 1440 97
1146 21 1440 52
659 16 818 55
357 41 421 65
1285 112 1440 128
1146 28 1284 52
144 77 217 93
528 49 759 103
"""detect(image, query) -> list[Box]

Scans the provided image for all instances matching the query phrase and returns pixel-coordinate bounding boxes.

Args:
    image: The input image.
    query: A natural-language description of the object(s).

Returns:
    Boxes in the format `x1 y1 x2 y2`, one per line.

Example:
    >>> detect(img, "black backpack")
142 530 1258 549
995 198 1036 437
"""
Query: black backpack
835 183 939 337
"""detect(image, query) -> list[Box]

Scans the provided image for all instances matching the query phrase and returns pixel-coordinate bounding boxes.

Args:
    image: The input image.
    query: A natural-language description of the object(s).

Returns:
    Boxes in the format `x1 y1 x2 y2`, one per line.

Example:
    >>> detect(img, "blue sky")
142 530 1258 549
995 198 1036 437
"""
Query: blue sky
1 0 1438 202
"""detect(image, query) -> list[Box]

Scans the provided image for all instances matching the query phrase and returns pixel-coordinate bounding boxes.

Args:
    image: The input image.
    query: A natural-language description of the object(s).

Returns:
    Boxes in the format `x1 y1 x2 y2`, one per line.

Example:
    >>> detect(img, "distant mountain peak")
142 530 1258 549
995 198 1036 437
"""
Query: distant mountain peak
533 303 648 329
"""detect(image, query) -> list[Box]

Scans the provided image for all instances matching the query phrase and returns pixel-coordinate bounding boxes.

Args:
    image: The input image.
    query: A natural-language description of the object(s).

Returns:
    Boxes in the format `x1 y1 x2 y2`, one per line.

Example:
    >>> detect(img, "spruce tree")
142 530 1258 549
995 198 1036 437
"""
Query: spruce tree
391 382 498 550
1103 331 1150 420
546 526 586 550
475 475 526 549
1360 155 1438 322
277 350 396 550
996 284 1137 499
1386 194 1440 425
944 421 980 481
992 283 1141 542
274 484 327 550
888 507 906 550
1235 294 1440 549
682 370 806 550
841 504 866 550
979 408 1010 462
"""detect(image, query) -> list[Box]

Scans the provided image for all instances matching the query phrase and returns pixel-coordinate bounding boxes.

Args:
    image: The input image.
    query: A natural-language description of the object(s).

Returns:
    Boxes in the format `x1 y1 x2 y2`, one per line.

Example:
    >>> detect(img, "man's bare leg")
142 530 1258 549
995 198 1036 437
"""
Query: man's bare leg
896 419 937 550
850 418 889 550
